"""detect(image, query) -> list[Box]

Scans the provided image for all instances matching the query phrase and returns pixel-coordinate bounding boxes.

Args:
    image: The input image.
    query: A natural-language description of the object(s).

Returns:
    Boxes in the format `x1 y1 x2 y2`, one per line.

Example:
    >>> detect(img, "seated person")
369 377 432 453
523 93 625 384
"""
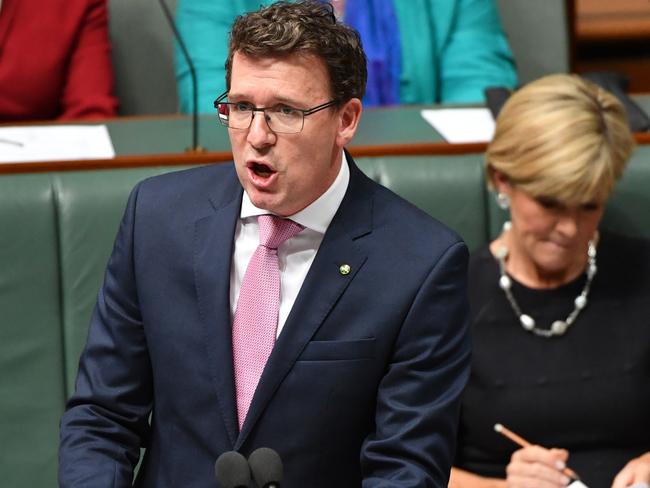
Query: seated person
450 74 650 488
175 0 518 112
0 0 118 121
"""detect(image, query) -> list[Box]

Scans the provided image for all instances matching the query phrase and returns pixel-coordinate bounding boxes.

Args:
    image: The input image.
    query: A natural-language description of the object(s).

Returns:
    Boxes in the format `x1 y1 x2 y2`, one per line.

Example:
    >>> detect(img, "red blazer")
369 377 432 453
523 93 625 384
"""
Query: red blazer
0 0 118 121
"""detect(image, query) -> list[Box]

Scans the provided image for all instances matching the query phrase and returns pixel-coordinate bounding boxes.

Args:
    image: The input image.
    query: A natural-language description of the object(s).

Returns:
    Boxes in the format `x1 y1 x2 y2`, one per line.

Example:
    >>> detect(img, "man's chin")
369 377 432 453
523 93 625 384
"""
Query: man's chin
246 190 286 215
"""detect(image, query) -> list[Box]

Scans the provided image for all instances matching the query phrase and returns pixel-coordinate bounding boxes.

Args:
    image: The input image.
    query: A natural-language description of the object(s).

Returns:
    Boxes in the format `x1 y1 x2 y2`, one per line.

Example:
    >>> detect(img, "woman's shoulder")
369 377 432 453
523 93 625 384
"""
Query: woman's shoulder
469 243 496 272
597 231 650 290
599 231 650 265
468 243 499 294
600 230 650 247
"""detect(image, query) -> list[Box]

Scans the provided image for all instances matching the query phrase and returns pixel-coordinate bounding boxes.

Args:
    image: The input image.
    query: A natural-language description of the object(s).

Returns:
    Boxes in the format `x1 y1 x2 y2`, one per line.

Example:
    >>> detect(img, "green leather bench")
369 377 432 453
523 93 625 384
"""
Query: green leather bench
1 149 649 486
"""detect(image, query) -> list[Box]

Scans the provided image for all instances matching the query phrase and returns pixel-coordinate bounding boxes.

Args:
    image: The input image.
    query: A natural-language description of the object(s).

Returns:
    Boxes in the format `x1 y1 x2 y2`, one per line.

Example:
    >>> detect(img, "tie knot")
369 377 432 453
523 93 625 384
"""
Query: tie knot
257 214 304 249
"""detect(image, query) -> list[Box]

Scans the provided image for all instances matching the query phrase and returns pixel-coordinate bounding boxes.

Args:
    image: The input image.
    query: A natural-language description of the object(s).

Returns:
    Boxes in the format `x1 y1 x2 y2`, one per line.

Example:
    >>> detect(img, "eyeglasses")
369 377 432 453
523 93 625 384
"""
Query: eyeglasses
213 92 339 134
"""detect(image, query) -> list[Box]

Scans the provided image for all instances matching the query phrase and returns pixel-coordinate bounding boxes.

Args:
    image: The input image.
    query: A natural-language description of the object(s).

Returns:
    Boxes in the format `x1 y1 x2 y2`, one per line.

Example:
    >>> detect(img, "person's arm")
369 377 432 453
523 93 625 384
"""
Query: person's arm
361 241 472 487
449 467 507 488
59 183 152 487
59 0 118 119
175 0 265 114
438 0 518 103
612 452 650 488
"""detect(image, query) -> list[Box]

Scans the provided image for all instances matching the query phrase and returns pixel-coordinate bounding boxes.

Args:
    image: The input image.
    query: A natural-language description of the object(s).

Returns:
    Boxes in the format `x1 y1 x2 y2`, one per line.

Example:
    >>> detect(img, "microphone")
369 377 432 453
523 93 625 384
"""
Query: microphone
214 451 251 488
157 0 205 153
248 447 283 488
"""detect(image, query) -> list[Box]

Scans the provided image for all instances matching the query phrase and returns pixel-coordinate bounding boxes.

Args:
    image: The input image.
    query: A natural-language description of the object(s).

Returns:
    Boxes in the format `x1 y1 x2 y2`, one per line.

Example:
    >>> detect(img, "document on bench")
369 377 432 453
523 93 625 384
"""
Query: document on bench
0 125 115 163
568 480 590 488
421 108 495 143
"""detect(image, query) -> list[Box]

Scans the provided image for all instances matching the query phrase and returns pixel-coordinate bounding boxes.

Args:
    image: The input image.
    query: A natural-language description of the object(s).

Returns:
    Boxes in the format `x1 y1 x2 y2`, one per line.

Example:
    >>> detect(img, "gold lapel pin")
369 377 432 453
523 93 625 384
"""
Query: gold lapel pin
339 264 351 275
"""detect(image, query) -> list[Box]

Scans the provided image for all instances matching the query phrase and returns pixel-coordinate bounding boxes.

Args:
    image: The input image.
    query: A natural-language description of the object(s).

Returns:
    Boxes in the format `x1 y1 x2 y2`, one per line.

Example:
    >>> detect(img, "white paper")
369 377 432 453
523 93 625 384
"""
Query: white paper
420 108 495 143
568 480 590 488
0 125 115 163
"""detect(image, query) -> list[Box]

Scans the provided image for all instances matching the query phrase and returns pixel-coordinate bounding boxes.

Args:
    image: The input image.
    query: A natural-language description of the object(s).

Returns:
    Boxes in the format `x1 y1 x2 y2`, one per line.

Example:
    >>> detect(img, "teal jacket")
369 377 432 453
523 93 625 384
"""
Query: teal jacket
176 0 518 113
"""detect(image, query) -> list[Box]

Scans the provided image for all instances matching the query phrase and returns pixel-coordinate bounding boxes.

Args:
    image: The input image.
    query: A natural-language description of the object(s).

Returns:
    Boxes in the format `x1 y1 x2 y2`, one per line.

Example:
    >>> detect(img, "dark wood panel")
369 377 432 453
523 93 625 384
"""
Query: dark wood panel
574 0 650 92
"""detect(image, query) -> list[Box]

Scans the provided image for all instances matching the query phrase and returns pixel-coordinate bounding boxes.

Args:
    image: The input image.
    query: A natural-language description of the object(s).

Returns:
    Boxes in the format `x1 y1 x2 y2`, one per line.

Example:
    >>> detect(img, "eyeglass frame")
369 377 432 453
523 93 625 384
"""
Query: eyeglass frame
213 91 340 134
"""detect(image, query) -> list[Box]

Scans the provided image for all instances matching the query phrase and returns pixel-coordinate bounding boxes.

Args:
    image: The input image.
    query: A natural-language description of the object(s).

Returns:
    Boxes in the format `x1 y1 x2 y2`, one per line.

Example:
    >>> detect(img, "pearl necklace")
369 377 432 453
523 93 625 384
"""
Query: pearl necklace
496 223 598 338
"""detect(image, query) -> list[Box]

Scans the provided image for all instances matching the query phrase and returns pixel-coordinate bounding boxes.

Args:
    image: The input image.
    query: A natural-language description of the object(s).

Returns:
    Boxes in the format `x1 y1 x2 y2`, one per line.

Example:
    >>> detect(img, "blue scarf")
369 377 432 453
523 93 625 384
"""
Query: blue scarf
323 0 402 106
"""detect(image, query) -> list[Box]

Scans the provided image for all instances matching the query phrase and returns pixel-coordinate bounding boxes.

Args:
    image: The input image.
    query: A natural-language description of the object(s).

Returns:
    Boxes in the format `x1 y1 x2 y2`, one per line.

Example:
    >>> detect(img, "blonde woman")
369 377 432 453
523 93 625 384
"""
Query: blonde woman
451 74 650 488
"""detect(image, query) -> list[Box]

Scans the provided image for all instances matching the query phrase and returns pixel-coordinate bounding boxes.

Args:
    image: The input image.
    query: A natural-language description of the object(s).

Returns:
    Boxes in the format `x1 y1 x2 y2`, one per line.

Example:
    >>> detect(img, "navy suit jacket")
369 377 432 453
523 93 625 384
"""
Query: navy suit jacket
59 157 471 487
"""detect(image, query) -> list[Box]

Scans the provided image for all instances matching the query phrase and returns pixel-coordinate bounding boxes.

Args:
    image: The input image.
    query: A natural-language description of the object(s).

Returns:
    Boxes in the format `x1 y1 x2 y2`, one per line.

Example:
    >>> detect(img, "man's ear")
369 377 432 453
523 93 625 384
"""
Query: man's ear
336 98 362 147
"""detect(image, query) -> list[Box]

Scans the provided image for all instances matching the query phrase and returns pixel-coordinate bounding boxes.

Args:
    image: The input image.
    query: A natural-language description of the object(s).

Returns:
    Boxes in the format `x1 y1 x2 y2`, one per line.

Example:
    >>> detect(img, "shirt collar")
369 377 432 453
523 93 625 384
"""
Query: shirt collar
240 151 350 234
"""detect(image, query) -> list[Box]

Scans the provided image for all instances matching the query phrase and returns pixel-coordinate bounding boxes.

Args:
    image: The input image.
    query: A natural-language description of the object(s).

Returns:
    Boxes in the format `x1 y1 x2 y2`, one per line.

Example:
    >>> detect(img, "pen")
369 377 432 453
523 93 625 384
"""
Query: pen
494 423 582 482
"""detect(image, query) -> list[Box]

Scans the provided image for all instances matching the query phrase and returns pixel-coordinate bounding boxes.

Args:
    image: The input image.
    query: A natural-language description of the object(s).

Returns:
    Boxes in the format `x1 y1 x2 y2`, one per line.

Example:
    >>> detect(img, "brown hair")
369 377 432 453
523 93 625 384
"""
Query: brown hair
225 0 367 103
486 74 635 204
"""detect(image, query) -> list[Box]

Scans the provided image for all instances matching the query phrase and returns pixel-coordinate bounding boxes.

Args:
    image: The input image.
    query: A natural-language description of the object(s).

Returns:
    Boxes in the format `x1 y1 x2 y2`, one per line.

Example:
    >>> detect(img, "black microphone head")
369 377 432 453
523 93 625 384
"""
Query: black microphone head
215 450 251 488
248 447 283 488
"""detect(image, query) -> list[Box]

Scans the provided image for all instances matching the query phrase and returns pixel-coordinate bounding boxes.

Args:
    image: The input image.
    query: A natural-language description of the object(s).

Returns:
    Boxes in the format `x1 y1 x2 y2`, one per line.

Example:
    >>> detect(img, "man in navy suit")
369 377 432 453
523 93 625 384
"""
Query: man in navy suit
59 2 471 486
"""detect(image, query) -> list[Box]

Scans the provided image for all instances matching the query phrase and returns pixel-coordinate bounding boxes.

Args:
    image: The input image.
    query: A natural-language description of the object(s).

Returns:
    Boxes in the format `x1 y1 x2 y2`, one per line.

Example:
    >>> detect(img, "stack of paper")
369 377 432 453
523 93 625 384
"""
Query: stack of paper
420 108 495 143
0 125 115 163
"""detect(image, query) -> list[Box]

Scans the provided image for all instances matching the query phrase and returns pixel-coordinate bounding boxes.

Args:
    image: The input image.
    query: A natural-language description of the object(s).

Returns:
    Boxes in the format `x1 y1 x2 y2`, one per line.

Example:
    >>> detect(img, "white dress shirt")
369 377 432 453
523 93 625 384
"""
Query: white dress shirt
229 152 350 337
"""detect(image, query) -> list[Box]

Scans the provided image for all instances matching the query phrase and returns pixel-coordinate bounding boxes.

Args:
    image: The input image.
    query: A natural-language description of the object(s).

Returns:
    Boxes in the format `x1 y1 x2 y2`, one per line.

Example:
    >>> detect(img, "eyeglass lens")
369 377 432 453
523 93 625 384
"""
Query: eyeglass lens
217 104 304 133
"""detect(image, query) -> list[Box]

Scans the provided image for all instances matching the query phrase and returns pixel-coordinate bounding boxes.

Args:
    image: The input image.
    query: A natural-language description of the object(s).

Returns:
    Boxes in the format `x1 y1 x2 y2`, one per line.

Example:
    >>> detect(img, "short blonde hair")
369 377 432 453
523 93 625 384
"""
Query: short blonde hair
486 74 635 204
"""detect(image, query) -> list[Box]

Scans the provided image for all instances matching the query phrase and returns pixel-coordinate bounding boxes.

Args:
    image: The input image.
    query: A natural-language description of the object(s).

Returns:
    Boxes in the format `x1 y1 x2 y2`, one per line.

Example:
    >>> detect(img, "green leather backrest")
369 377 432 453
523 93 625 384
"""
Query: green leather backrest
54 168 189 393
357 155 488 252
0 168 184 487
0 174 65 487
602 145 650 240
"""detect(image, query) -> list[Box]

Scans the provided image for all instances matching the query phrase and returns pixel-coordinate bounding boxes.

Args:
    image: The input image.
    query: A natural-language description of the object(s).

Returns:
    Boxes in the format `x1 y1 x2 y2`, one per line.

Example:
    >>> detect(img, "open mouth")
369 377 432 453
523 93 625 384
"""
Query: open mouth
250 162 275 178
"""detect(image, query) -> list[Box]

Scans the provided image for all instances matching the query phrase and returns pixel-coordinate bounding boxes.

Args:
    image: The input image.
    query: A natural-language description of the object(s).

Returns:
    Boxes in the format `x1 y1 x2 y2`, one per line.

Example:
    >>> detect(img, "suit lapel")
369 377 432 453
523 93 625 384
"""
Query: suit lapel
236 157 374 448
194 175 243 447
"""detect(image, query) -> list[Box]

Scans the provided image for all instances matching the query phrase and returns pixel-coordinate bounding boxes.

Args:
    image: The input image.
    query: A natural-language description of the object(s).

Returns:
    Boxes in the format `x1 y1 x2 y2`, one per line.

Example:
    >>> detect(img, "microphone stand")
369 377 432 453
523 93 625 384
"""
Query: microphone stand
158 0 205 153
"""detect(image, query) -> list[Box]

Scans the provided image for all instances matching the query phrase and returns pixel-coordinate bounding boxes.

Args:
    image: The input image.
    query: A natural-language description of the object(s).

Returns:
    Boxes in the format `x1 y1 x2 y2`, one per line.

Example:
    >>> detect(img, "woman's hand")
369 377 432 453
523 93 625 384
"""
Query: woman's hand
505 445 573 488
611 452 650 488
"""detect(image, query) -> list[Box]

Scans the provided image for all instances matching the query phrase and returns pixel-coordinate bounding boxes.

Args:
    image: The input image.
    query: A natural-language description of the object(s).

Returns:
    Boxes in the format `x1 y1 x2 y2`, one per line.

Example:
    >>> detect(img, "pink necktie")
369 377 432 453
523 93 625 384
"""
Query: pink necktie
232 214 304 429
